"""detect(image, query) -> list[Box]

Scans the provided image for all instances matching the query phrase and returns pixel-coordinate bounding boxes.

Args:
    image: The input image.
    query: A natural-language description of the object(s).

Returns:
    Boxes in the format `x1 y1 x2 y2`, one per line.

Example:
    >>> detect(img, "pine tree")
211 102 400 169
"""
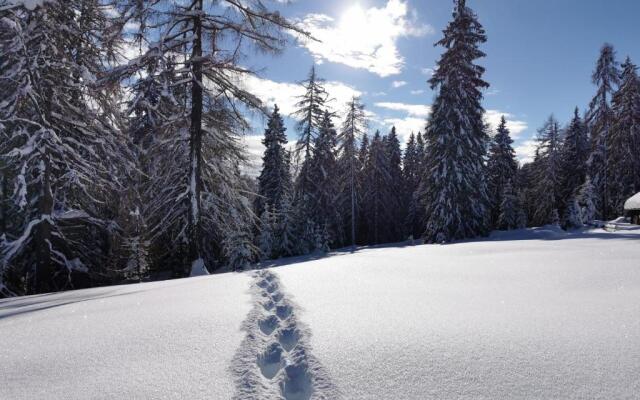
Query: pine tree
403 133 421 238
532 116 563 226
487 116 518 228
277 193 298 258
559 108 590 211
609 57 640 215
586 43 620 220
292 66 330 197
256 105 292 217
258 208 276 261
422 0 490 243
338 97 367 247
0 0 126 294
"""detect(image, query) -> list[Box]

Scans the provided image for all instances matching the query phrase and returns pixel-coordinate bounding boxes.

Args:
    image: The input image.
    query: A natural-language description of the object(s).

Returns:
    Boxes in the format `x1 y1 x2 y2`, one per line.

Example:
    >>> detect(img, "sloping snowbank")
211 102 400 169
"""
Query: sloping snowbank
624 192 640 210
1 227 639 399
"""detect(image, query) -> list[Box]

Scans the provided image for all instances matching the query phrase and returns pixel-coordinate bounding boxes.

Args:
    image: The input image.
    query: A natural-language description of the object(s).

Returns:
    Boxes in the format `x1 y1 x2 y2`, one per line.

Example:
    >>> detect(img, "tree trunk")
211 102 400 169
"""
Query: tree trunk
187 0 204 273
34 152 54 294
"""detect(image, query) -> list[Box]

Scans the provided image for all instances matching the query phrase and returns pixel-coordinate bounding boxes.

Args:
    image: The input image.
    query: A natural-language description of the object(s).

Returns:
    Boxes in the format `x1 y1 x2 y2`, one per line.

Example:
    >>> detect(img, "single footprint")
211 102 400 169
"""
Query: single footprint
277 326 301 352
259 315 280 335
281 363 313 400
258 342 285 380
276 304 293 320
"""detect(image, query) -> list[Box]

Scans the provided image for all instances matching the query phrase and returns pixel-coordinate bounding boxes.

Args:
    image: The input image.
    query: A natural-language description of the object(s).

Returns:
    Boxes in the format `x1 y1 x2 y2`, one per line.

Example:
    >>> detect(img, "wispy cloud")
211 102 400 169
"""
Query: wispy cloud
392 80 408 88
295 0 432 77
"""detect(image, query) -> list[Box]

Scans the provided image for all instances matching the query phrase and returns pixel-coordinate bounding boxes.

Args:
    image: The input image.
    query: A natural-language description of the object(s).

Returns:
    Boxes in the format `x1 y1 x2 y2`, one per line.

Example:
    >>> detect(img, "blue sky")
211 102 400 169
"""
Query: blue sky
241 0 640 169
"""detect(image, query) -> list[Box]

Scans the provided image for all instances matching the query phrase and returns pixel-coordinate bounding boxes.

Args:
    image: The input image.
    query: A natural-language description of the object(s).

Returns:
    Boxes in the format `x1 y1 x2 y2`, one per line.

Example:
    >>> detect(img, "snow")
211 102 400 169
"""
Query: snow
1 227 640 399
0 274 251 400
5 0 52 10
624 192 640 210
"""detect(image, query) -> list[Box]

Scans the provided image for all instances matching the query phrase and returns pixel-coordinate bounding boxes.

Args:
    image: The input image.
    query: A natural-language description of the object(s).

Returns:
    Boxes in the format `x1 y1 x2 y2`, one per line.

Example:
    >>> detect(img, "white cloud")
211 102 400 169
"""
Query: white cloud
241 74 361 118
382 117 426 144
410 89 424 95
392 80 408 88
421 67 435 76
375 102 431 117
514 139 537 164
296 0 432 77
484 110 528 139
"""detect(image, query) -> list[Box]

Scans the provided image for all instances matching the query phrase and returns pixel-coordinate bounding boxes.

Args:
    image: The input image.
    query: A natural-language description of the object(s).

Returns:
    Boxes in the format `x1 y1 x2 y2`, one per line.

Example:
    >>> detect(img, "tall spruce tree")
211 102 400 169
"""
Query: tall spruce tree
422 0 490 243
559 108 590 212
532 116 563 226
487 116 518 228
384 127 405 242
361 131 391 245
586 43 620 220
609 57 640 214
403 133 422 238
256 105 292 217
308 111 340 245
338 97 367 247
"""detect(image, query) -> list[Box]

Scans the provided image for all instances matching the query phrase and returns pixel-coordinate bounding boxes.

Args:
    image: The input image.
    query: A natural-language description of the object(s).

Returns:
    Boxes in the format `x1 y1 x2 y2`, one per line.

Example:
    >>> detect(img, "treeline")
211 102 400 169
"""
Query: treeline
0 0 306 296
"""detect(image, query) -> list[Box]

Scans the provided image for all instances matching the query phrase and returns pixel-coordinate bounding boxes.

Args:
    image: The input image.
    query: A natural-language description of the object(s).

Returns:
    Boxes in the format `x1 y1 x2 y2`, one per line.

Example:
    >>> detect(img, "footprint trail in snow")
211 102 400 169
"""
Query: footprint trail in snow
231 269 340 400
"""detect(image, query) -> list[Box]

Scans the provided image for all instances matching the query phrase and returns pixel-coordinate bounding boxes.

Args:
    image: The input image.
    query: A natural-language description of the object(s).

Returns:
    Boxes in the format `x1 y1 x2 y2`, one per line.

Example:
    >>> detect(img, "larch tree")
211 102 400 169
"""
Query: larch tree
487 116 518 229
586 43 620 220
110 0 306 275
422 0 490 243
338 96 367 248
292 66 330 198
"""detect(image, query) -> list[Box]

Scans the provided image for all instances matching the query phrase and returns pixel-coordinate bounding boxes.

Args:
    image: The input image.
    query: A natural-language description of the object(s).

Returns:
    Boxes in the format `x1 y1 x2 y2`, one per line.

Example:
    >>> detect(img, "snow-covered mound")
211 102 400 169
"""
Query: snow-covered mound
1 227 640 399
624 192 640 210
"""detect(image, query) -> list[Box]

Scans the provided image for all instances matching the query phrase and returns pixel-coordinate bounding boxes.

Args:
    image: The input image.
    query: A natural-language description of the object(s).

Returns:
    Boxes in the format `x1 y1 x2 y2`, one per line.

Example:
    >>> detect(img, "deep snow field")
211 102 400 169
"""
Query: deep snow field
1 226 639 399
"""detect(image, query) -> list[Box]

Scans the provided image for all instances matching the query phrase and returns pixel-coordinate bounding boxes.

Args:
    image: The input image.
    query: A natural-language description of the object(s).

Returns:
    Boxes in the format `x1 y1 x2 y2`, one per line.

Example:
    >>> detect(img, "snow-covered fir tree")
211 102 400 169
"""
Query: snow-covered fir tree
384 127 405 242
532 116 563 226
402 133 422 238
0 0 126 294
256 105 292 218
487 116 519 229
586 43 620 220
258 207 277 261
559 107 590 215
308 111 341 245
577 177 598 225
609 57 640 214
361 131 390 245
422 0 490 243
497 182 525 231
338 97 367 247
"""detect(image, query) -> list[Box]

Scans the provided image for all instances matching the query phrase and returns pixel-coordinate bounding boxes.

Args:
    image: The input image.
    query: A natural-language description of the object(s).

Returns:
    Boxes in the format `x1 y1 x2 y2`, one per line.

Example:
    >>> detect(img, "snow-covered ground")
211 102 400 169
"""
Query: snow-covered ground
1 227 639 399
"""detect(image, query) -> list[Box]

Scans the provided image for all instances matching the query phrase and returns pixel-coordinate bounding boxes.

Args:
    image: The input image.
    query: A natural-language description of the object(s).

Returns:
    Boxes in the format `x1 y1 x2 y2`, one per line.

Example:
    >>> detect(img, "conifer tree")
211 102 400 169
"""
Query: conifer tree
384 127 405 241
577 177 598 225
362 131 391 244
256 105 292 217
497 182 524 230
532 116 563 226
292 66 330 197
487 116 518 228
0 0 126 294
111 0 304 275
559 108 590 210
586 43 620 220
308 111 340 245
422 0 490 243
609 57 640 214
258 208 276 261
338 97 367 247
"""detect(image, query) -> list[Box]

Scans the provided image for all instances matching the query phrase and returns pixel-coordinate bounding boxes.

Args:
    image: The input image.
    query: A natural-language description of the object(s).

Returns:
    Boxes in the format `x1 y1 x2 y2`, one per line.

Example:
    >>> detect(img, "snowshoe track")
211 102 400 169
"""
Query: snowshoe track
231 269 340 400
